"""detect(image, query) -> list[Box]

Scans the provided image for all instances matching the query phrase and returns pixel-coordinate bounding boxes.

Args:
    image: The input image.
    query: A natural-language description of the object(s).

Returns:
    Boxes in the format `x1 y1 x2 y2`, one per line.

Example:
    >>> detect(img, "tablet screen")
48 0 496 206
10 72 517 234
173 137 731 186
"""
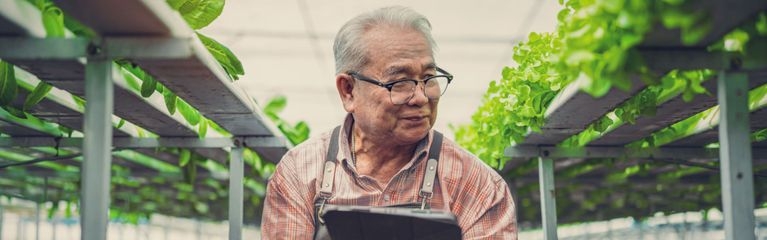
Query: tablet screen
322 205 462 240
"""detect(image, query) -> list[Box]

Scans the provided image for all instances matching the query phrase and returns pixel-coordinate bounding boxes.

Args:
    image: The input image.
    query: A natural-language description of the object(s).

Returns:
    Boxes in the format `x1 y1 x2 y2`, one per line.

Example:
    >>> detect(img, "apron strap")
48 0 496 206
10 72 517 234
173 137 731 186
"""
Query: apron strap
316 126 342 225
319 126 341 198
419 131 443 209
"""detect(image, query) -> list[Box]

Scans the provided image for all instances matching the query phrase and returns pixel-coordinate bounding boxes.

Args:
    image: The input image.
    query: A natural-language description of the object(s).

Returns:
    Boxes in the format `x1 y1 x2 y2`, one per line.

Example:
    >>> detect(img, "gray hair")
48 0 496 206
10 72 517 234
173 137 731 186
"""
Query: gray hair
333 6 437 74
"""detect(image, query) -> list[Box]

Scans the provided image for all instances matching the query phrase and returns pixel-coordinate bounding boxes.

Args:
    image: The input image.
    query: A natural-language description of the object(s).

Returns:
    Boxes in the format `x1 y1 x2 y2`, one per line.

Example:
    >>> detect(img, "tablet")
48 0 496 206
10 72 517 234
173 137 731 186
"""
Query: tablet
321 205 462 240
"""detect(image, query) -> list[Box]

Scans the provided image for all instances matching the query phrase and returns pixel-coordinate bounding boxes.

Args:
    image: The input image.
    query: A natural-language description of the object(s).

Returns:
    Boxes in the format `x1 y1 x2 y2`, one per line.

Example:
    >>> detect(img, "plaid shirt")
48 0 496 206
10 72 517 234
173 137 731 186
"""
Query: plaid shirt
262 115 517 239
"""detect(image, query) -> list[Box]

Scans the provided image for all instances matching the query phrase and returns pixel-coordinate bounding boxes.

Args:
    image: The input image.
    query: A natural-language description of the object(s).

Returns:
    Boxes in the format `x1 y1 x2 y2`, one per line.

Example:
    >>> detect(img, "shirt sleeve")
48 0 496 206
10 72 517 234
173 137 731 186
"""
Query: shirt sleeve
457 177 518 240
261 153 316 240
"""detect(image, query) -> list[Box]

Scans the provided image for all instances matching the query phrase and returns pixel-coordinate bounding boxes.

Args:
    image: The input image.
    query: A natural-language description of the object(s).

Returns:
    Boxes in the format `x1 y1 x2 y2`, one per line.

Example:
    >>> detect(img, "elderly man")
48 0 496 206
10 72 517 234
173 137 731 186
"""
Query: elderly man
261 6 517 239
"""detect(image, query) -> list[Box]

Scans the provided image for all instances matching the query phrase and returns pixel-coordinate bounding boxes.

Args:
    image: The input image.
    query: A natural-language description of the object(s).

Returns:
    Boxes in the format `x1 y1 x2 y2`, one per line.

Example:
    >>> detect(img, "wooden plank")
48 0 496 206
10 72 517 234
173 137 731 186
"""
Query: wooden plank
13 86 132 137
639 49 724 74
3 0 288 162
0 119 51 136
668 107 767 147
5 58 240 161
53 0 185 37
8 86 224 176
523 77 647 145
133 41 276 136
639 0 767 48
52 0 289 160
590 78 718 146
55 0 281 138
591 71 767 146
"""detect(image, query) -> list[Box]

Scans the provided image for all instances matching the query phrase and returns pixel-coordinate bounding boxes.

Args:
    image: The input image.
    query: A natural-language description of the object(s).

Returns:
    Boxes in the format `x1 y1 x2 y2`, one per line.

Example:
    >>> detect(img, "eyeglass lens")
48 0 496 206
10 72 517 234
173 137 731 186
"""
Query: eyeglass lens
389 76 450 104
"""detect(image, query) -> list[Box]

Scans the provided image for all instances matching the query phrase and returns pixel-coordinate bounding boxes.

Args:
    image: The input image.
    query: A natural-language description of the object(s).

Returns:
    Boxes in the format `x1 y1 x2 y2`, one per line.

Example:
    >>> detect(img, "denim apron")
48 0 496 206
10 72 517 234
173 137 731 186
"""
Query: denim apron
312 126 443 240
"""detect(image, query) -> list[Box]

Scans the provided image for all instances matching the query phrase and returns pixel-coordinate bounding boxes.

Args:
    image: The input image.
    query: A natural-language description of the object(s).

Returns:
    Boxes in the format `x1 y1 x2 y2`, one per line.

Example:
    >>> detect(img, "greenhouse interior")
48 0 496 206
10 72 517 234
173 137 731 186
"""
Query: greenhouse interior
0 0 766 239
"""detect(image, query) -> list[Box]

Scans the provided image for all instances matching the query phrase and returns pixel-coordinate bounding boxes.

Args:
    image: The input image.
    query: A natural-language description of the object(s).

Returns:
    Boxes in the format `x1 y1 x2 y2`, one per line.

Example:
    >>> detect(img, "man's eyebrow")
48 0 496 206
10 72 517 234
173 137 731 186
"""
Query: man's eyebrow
383 66 409 76
382 63 437 76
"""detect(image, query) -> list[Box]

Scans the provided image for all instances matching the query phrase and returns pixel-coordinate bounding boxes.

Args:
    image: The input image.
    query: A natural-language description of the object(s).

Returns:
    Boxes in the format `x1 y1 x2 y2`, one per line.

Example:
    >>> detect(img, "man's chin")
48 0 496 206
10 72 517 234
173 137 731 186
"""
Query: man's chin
395 127 431 143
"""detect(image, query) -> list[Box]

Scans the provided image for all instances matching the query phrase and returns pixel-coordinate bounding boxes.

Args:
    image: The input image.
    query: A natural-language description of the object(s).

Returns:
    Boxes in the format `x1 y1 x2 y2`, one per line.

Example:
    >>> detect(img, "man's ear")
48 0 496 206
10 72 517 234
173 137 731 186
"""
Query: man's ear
336 73 356 112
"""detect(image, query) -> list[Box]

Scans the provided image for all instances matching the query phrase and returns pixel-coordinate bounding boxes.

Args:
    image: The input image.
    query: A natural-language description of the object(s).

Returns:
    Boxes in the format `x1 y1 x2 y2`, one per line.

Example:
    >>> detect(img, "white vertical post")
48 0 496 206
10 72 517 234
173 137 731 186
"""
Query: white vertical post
229 146 244 240
17 215 23 240
81 55 114 240
0 203 3 240
51 218 56 240
538 157 558 240
35 202 40 240
40 177 47 240
718 71 755 240
195 221 202 240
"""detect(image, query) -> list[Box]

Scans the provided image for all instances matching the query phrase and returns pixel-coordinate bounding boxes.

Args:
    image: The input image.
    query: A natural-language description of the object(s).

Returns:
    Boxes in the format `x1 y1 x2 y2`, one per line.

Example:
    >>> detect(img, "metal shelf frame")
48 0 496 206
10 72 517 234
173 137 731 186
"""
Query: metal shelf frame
503 1 767 239
0 0 291 239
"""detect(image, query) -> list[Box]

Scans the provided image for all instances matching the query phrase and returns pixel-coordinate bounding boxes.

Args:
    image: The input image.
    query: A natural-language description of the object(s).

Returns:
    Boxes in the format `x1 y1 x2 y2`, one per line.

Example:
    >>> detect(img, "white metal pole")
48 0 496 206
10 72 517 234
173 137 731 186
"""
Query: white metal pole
17 215 23 240
538 157 558 240
195 221 202 240
0 203 3 240
51 217 56 240
81 56 114 240
229 146 244 240
35 202 40 240
718 71 755 240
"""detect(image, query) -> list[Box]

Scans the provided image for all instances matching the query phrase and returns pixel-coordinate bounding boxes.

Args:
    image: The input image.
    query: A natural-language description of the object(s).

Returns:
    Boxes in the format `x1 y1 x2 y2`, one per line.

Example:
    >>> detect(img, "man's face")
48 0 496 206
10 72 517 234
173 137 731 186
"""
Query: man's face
349 25 439 145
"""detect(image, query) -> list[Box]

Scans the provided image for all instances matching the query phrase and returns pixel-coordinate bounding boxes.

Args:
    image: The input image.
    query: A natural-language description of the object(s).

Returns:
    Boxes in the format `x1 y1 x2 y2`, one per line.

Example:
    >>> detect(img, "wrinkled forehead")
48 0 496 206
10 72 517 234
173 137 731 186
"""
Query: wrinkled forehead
361 25 435 74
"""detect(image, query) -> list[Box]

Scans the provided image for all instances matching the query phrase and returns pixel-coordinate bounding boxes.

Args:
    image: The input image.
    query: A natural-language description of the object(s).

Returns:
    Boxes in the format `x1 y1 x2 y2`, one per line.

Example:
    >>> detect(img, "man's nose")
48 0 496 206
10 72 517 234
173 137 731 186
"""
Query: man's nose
407 83 429 105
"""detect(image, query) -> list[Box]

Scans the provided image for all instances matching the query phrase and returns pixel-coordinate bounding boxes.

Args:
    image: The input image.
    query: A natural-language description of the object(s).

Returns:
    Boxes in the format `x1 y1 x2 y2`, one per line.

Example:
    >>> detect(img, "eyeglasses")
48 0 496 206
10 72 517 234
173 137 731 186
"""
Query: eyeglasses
348 67 453 105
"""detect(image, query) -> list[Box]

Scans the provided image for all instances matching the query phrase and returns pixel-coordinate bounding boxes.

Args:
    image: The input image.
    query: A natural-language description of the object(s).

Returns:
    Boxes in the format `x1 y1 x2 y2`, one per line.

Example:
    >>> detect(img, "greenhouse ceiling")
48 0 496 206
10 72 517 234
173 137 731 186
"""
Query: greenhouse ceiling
200 0 562 136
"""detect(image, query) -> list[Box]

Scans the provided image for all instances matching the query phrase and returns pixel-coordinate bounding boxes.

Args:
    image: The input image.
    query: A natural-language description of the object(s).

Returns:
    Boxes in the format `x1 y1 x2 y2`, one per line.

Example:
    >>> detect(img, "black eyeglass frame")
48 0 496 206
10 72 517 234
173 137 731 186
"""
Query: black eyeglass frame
347 67 454 100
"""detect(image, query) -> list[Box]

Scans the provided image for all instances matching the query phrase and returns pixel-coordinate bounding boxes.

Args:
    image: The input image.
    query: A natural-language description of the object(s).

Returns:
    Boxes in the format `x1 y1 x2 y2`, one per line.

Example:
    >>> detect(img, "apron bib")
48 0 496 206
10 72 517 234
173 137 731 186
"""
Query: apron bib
312 126 443 240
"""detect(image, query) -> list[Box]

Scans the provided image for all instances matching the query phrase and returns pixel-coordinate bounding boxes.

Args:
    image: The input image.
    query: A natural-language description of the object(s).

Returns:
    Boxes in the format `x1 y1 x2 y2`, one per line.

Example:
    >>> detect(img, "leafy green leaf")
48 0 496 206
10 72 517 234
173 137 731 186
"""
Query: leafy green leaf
593 117 614 133
193 201 208 214
41 4 65 37
264 95 287 119
116 119 126 129
162 90 177 115
198 118 208 138
71 95 85 110
184 155 198 185
294 121 310 142
756 13 767 35
179 149 191 167
197 32 244 80
140 75 157 98
0 61 18 107
167 0 225 30
119 66 142 92
23 82 52 111
177 99 200 126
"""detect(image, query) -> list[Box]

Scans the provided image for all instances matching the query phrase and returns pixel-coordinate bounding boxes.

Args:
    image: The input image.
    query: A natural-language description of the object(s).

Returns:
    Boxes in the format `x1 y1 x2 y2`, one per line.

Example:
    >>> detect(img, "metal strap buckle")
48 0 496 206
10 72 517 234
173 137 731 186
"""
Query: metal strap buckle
317 198 328 224
419 192 432 210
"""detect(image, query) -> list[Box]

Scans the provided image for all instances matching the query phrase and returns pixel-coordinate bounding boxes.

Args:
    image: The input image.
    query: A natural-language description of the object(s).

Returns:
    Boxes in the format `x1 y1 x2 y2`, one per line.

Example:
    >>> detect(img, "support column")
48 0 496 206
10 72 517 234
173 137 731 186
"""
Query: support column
717 71 755 240
195 221 202 240
228 146 244 240
538 157 558 240
17 215 23 240
0 203 3 240
35 200 40 240
40 177 46 240
81 56 114 240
